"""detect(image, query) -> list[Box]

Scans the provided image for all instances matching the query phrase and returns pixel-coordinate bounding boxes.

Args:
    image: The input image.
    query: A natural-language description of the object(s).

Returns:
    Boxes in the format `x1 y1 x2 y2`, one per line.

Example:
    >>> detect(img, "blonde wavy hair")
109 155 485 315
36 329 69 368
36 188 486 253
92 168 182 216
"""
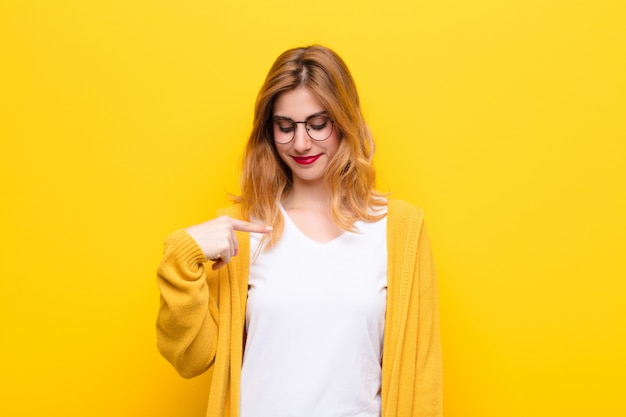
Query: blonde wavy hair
236 45 387 248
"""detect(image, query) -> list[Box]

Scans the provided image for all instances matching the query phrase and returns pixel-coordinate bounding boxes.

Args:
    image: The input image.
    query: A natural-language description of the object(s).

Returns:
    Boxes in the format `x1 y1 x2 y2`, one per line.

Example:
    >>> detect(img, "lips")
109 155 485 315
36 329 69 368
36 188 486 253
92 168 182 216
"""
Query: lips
292 154 322 165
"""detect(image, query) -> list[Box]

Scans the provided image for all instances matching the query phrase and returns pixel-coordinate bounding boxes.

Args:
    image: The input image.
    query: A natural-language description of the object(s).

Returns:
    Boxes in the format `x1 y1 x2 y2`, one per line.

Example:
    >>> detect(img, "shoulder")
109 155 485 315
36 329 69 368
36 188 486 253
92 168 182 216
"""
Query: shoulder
387 199 424 226
386 199 426 247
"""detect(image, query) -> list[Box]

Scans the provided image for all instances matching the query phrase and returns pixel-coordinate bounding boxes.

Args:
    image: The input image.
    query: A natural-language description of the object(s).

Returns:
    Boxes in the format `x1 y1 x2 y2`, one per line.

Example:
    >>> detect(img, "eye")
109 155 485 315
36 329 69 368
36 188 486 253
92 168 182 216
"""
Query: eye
274 120 294 133
307 116 329 131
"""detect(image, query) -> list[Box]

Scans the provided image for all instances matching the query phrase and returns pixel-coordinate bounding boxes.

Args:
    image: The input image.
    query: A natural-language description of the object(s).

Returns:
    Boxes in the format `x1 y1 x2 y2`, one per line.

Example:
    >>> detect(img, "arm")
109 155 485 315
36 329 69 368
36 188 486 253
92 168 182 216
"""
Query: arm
156 229 219 378
155 216 270 378
413 224 443 416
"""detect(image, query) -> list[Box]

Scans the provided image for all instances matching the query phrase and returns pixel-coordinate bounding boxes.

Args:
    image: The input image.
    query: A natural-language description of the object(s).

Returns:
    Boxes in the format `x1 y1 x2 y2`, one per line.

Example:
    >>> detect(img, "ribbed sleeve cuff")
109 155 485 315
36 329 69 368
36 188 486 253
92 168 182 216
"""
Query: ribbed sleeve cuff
163 228 207 267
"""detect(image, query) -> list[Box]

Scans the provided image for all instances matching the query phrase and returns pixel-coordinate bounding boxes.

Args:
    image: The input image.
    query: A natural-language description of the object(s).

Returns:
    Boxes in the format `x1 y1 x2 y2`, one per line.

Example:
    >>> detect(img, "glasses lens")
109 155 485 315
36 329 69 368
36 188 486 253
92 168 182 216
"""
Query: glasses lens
272 119 295 144
272 116 334 143
306 116 333 141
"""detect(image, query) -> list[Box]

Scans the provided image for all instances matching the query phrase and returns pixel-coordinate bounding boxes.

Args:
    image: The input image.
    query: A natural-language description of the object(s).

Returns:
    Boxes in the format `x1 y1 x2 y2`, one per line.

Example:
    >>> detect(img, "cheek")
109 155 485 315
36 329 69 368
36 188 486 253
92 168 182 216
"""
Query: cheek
326 135 341 157
275 147 292 167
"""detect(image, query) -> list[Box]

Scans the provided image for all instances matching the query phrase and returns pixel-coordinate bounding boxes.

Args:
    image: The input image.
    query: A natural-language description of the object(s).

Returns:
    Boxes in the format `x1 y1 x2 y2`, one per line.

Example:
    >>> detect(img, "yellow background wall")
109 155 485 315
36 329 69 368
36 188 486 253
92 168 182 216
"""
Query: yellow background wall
1 1 624 416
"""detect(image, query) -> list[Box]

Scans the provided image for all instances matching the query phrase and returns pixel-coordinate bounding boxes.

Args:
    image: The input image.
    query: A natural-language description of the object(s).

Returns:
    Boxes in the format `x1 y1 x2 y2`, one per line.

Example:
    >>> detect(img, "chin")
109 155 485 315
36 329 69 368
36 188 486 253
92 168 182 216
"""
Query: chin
292 172 325 184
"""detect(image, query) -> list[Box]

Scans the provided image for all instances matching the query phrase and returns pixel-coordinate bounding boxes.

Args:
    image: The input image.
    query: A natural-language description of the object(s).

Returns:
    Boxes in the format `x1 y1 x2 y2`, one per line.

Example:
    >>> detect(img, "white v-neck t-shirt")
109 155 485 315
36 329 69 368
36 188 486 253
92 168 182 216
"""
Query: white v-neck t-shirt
241 206 387 417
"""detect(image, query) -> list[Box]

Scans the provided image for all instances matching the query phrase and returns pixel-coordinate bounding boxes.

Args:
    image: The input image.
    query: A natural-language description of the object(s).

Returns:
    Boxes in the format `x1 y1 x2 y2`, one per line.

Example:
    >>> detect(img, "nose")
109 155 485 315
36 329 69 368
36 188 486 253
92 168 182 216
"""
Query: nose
292 122 312 152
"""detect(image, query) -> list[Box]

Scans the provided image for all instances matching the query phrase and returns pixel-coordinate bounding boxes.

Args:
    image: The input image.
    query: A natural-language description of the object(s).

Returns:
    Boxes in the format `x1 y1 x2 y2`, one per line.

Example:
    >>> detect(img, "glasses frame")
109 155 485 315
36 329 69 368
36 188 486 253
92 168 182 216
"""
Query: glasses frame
270 112 335 144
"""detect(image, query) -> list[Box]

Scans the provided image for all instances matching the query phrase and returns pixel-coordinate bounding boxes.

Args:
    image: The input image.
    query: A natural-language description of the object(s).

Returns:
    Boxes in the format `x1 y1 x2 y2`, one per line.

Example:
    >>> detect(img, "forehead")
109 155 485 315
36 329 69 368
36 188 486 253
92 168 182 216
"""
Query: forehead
273 87 325 119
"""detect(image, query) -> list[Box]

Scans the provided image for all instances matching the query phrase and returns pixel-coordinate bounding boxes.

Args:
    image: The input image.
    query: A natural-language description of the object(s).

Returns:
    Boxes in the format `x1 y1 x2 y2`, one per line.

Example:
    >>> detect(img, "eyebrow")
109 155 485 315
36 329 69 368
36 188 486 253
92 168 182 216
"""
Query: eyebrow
272 111 328 121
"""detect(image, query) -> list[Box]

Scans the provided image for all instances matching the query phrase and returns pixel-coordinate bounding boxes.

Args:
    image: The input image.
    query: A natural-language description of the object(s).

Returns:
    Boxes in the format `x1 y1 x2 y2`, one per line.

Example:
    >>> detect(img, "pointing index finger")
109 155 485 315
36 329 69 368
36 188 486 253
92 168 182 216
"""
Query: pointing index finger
230 218 272 234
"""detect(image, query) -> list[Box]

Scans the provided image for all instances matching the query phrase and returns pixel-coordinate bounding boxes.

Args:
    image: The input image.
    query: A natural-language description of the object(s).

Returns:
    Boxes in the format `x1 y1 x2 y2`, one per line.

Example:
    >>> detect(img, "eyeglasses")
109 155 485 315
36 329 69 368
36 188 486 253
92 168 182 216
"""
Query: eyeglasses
271 113 334 144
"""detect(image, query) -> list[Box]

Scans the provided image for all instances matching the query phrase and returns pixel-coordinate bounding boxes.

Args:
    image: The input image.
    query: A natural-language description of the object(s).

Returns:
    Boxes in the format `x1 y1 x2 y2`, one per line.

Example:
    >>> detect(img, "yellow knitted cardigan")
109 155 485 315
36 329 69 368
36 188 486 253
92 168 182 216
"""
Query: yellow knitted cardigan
157 199 442 417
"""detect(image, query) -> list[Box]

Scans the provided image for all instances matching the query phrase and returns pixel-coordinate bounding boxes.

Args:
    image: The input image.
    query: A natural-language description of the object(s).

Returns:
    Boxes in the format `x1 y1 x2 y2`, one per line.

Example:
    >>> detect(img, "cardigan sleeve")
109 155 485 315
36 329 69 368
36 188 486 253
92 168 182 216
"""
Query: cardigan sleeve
156 228 220 378
382 201 443 417
413 223 443 416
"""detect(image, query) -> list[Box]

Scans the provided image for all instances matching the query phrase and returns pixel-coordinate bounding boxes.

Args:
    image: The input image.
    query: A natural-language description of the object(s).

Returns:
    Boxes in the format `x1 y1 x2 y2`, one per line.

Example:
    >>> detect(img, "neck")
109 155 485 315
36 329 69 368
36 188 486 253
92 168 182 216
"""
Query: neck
282 178 332 211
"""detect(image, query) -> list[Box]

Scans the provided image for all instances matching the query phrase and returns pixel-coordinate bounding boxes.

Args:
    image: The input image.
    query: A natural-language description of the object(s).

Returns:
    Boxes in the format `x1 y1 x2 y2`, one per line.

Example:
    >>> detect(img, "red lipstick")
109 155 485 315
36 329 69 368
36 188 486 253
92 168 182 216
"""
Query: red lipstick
292 154 321 165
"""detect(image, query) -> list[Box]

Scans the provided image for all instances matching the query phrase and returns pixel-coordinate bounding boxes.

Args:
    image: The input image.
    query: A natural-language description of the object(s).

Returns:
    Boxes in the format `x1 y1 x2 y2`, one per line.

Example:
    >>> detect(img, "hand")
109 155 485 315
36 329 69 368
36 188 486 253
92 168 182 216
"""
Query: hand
186 216 272 270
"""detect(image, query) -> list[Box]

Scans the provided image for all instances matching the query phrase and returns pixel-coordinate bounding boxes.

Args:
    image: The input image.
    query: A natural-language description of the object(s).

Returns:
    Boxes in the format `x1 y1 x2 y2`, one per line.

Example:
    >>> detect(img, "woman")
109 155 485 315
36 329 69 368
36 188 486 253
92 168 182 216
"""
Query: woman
156 45 442 417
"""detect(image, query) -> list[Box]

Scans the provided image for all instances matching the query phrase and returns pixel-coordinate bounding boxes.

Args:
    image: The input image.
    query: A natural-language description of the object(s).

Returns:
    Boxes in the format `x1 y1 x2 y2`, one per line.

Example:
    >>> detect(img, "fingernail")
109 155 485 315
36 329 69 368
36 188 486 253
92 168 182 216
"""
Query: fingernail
265 225 273 231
